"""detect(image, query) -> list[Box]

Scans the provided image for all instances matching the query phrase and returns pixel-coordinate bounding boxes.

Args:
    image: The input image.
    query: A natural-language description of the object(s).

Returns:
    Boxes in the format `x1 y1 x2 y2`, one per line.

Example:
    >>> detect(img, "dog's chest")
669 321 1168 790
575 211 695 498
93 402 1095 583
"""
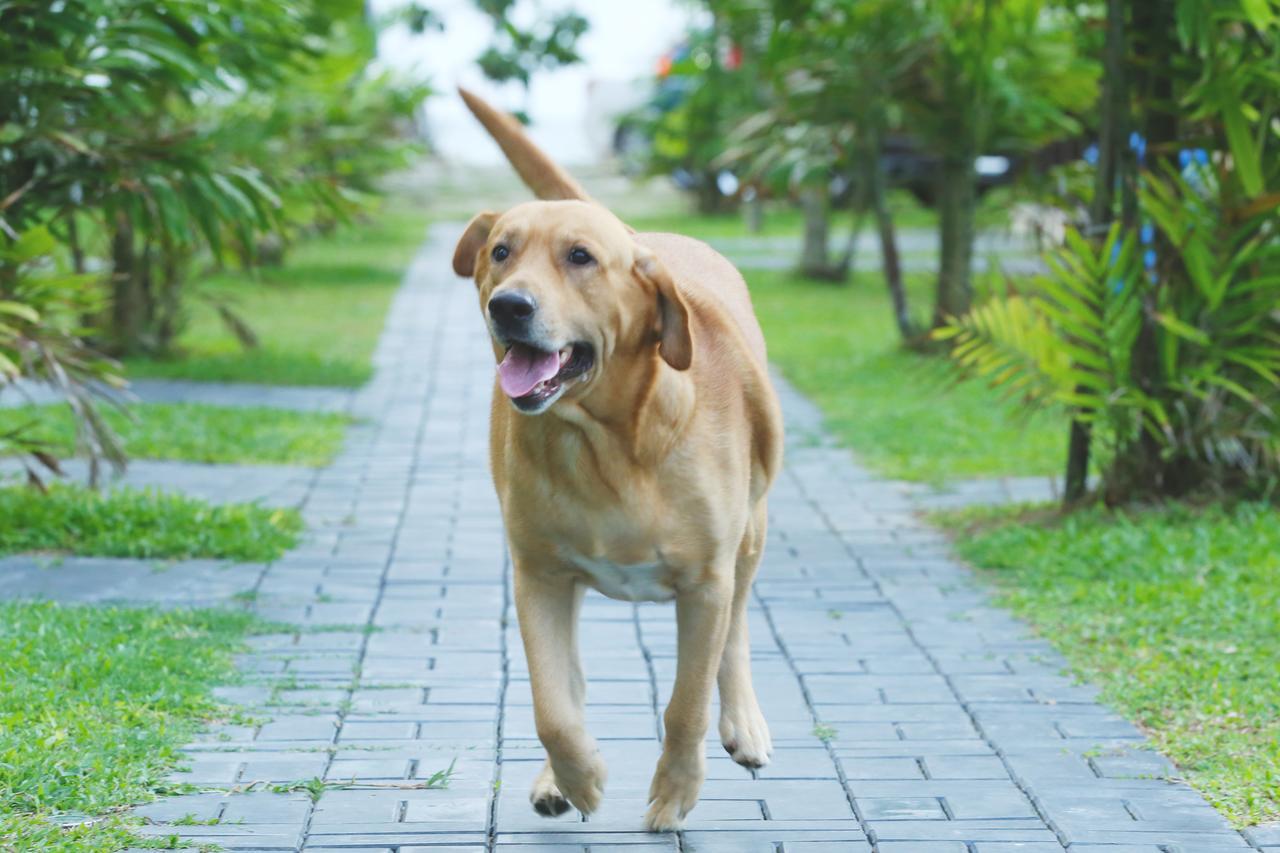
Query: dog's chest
561 549 677 602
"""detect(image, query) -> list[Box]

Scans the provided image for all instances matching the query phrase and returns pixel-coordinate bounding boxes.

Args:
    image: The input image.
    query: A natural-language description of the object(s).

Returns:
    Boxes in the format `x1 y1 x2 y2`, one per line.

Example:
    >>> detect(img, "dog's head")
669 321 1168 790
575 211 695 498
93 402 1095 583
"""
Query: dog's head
453 200 691 415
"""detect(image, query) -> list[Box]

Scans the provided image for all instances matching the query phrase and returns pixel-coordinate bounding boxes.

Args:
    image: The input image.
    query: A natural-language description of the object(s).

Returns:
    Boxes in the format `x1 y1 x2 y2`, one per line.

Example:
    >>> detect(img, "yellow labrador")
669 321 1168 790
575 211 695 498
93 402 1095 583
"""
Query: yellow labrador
452 88 783 831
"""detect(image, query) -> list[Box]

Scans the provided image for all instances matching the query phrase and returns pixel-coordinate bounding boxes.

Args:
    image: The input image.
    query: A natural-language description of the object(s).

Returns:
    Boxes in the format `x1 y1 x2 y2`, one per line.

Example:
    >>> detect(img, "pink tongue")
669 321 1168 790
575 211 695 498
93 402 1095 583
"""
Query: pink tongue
498 344 561 398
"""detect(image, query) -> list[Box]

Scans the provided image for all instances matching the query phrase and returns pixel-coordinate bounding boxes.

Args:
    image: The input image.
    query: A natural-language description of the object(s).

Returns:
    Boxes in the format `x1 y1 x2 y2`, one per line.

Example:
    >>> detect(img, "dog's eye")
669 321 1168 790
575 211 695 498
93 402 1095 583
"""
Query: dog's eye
567 247 594 266
491 244 510 262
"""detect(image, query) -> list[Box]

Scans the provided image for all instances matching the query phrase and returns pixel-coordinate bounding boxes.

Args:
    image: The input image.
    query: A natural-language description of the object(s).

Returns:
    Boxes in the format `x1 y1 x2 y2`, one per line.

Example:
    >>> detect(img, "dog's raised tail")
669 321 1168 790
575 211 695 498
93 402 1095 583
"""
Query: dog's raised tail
458 86 589 202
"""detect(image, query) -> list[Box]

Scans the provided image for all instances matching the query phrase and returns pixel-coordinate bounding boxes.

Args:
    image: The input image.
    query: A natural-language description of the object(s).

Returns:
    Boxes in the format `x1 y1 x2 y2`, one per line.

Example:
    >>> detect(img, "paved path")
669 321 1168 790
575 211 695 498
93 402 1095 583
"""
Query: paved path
3 228 1263 851
0 377 353 412
1 376 351 503
0 457 316 506
709 230 1045 276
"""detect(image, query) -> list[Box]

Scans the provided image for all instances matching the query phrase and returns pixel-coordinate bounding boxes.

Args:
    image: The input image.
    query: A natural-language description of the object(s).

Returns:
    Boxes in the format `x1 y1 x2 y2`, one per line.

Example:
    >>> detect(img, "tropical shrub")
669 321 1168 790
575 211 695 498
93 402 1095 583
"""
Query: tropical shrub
940 204 1279 500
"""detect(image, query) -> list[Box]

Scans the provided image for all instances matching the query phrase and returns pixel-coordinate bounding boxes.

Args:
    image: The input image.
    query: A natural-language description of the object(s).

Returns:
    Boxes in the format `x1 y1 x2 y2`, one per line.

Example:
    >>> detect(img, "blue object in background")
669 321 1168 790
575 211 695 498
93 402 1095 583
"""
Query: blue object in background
1129 131 1147 163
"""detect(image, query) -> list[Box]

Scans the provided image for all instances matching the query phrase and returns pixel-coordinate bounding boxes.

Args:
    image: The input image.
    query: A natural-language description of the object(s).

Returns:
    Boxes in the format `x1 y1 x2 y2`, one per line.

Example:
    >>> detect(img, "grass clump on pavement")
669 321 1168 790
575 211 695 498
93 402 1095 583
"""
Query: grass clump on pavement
936 501 1280 826
0 602 261 850
125 204 426 387
0 485 301 561
0 403 350 466
746 268 1063 482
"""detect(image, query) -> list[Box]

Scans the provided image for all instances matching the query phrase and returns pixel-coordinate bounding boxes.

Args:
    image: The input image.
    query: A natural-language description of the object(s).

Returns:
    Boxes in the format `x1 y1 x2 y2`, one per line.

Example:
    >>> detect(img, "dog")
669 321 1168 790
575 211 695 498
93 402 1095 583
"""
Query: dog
452 88 784 832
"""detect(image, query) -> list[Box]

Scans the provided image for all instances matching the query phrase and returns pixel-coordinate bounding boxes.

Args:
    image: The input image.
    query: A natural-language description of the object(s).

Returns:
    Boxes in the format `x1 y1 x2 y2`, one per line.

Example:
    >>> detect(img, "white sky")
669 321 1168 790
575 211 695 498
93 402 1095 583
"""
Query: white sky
370 0 697 165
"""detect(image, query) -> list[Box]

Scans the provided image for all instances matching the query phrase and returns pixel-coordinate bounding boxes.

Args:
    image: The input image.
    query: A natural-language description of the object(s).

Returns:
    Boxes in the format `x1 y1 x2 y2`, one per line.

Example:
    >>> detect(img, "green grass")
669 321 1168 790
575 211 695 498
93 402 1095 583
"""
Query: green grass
937 501 1280 826
0 602 262 850
746 268 1063 481
0 485 301 561
629 188 1011 240
0 403 349 466
125 204 428 387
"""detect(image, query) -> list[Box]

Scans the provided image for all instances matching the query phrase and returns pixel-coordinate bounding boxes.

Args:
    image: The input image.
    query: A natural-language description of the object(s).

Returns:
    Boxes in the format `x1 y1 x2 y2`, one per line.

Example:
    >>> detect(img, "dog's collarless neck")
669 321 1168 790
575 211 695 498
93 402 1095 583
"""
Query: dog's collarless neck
528 357 695 467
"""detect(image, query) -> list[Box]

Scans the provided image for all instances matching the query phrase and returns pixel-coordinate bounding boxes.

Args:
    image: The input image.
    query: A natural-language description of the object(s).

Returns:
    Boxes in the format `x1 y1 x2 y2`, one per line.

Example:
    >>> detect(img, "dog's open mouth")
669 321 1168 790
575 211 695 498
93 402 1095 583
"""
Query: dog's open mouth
497 342 595 411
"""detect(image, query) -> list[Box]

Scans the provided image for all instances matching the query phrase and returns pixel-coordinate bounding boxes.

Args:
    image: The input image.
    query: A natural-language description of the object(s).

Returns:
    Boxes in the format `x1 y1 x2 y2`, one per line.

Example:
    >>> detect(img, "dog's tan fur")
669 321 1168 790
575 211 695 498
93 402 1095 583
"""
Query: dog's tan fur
453 89 783 831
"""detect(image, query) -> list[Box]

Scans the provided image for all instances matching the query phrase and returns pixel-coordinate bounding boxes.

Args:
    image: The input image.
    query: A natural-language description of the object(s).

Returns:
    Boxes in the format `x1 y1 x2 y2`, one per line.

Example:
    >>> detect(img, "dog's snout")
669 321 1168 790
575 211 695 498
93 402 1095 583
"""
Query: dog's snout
488 290 537 332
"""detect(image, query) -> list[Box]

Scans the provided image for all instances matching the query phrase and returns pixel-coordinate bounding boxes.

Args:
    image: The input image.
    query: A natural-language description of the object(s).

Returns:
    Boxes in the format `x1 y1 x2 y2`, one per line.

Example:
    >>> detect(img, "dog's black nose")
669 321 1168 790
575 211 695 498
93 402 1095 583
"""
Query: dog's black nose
488 290 536 331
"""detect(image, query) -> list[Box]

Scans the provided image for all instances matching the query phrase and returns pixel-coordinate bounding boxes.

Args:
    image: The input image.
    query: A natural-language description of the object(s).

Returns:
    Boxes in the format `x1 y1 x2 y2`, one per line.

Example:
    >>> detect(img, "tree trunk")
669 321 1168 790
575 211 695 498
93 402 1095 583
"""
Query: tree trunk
1120 0 1179 501
866 154 912 340
109 214 145 353
835 169 869 277
68 214 97 333
155 240 184 352
67 215 85 275
932 154 977 325
1064 0 1129 505
799 183 835 280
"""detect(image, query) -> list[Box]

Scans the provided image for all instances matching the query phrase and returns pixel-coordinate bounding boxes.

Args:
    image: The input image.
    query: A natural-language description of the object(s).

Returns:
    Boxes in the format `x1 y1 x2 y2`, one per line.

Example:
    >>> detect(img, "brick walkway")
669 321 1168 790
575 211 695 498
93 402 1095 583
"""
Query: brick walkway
6 227 1264 851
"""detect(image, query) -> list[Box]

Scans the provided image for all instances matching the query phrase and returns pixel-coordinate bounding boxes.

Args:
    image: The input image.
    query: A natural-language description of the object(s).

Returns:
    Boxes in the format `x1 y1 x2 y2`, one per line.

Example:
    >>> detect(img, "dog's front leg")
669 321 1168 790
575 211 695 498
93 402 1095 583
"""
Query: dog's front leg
645 573 734 831
514 567 606 816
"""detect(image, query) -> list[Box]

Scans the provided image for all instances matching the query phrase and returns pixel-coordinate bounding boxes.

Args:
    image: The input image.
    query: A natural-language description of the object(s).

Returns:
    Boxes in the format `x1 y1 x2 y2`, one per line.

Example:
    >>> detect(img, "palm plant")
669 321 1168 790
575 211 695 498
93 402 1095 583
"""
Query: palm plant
939 170 1279 502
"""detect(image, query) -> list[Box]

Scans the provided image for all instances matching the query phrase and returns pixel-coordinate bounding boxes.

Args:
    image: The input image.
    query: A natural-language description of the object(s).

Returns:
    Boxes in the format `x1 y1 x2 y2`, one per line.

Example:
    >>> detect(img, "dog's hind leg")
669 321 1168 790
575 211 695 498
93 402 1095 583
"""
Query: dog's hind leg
717 500 773 769
515 571 606 816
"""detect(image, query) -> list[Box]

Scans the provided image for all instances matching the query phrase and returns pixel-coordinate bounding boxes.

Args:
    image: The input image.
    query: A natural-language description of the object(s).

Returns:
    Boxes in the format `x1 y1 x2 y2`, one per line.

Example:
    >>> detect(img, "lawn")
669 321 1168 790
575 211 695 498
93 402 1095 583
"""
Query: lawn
745 268 1064 482
124 203 428 387
937 501 1280 827
0 602 262 851
0 485 301 561
0 403 349 466
629 188 1012 240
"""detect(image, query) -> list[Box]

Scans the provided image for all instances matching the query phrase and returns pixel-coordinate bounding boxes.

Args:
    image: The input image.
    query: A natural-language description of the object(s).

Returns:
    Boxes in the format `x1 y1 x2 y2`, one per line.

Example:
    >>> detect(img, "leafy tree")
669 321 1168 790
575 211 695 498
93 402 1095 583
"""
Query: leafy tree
212 21 431 253
903 0 1098 325
474 0 589 95
717 0 926 336
641 22 763 214
665 0 1094 344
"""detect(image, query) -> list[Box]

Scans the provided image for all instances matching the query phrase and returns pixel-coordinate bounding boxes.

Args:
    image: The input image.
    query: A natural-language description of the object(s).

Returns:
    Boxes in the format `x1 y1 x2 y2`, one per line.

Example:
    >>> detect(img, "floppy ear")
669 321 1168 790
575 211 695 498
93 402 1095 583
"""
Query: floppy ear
633 250 692 371
452 212 498 278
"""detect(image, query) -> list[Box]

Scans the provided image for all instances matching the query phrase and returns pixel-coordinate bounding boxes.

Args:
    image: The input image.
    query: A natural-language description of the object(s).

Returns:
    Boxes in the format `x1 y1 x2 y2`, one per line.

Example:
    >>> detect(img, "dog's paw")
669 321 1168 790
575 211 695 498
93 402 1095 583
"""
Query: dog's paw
548 744 607 816
530 761 572 817
719 702 772 769
643 747 704 832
